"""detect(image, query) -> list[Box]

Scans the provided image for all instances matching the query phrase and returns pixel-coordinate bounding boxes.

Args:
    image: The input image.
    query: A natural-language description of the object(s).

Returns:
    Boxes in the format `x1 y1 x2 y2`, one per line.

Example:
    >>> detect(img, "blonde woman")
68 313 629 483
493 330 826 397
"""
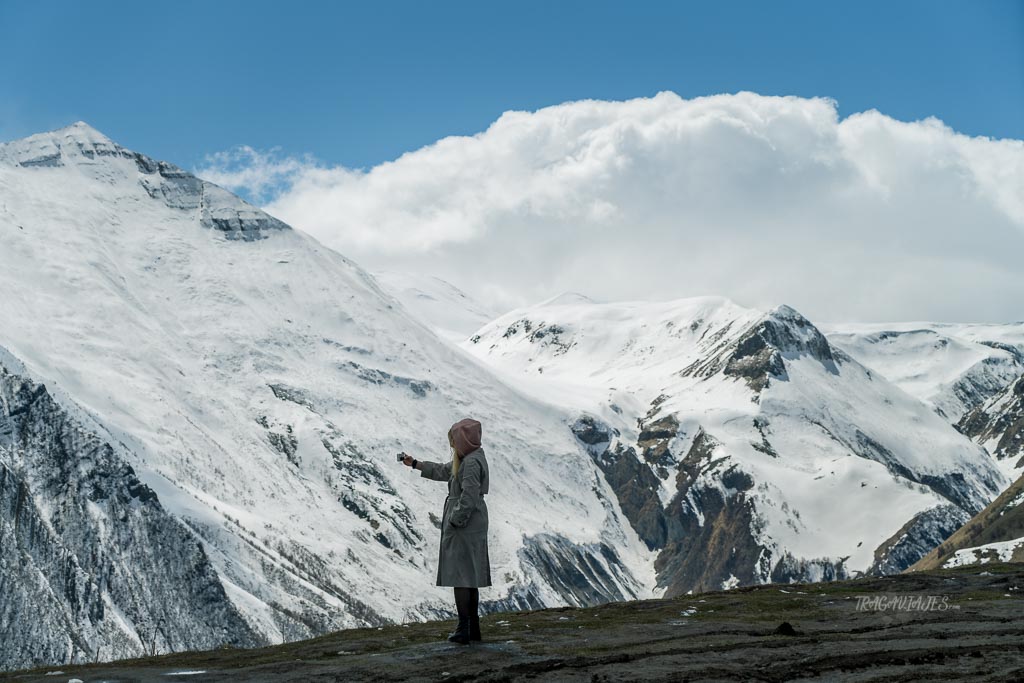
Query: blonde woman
401 418 491 644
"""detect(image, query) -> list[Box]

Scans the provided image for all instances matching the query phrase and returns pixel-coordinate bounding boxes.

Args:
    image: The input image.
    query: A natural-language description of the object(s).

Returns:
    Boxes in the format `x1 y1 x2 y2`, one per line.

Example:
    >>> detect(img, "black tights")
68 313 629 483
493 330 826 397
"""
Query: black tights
453 587 479 621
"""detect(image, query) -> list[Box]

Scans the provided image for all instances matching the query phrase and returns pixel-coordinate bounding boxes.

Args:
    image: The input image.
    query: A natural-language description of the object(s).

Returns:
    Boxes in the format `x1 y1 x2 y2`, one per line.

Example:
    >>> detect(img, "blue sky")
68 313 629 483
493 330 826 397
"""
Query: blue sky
1 0 1021 170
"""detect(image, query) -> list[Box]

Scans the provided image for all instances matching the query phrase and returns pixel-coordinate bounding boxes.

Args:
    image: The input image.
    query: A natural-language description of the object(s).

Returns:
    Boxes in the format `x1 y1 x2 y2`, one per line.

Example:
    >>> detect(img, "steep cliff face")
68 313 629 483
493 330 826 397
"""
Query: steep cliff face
958 375 1024 477
0 356 258 671
571 415 667 551
868 504 971 575
467 298 1008 595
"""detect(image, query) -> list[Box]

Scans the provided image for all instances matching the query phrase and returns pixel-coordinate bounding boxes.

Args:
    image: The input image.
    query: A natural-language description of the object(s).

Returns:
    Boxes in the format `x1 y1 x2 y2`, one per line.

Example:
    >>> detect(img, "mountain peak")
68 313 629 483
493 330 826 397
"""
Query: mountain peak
2 122 291 241
1 120 110 146
58 120 111 140
9 120 114 147
0 120 121 168
769 304 804 320
539 291 597 307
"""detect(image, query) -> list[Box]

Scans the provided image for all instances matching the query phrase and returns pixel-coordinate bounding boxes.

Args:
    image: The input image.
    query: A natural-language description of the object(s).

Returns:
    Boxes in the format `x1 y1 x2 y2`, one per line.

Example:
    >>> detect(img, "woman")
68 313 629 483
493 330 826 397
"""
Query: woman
401 417 491 644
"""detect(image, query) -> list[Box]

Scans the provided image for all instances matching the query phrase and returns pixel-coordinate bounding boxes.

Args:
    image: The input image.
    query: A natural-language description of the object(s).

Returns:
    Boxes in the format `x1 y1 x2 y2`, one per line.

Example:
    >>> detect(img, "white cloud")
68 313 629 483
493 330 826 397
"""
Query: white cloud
198 146 317 204
196 91 1024 322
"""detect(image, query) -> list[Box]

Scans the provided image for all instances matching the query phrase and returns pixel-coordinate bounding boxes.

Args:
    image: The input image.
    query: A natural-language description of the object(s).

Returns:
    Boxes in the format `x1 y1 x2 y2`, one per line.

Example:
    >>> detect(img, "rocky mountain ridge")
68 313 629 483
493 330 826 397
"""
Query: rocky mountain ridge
463 297 1010 596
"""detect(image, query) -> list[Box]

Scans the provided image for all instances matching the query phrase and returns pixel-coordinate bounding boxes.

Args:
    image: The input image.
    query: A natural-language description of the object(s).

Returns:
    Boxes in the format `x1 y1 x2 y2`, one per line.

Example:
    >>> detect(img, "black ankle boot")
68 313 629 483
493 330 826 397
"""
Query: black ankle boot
469 615 481 641
447 618 470 645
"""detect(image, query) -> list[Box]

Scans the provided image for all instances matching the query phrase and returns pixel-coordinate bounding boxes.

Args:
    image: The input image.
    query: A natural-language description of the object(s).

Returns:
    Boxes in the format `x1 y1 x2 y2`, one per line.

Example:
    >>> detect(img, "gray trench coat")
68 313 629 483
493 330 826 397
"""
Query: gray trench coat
418 448 491 587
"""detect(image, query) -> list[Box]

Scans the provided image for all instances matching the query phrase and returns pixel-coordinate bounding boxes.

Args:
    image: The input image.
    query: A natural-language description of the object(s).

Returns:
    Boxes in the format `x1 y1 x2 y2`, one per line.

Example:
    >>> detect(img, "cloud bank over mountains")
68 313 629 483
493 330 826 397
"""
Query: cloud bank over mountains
198 91 1024 322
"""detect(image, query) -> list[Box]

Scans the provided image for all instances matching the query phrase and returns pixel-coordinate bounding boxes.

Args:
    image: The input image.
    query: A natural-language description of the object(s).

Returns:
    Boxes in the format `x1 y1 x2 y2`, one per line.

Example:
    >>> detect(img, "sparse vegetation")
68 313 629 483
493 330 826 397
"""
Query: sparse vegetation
7 563 1022 682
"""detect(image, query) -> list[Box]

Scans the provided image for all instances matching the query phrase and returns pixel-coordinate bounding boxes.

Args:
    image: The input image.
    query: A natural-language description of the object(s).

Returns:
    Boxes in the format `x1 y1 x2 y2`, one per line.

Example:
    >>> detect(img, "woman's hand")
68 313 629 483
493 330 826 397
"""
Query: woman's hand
400 452 416 468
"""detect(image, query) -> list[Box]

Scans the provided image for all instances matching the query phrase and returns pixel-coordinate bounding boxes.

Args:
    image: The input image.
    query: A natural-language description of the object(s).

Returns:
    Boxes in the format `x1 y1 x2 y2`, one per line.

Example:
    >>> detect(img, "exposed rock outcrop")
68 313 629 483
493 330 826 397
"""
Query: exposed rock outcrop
958 374 1024 470
0 360 259 671
572 416 667 551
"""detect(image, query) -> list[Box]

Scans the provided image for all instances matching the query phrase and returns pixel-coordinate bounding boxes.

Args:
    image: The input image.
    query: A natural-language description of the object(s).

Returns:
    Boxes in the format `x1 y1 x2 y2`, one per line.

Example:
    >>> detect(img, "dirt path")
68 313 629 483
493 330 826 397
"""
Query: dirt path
6 563 1023 682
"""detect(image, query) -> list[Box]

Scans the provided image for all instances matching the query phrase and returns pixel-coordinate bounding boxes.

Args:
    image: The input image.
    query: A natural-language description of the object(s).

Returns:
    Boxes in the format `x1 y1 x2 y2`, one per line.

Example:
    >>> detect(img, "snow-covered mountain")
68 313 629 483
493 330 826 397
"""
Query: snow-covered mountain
823 322 1024 424
463 296 1010 595
0 124 654 670
373 271 496 341
824 322 1024 481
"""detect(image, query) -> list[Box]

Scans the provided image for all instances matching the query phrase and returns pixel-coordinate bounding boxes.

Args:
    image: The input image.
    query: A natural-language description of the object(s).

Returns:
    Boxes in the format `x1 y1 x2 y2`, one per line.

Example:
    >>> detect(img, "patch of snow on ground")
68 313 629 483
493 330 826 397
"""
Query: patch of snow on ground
943 537 1024 568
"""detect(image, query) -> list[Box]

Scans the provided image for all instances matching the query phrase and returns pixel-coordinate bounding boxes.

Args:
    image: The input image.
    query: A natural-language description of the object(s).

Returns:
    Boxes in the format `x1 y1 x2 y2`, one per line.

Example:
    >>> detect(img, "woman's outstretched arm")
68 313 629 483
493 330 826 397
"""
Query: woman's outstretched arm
417 460 452 482
401 452 451 482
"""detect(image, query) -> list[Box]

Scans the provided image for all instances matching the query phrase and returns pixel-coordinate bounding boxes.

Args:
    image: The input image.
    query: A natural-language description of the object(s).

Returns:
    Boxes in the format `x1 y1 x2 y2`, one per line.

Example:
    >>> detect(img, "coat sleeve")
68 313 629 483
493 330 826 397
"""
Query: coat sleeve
417 460 452 482
448 456 482 528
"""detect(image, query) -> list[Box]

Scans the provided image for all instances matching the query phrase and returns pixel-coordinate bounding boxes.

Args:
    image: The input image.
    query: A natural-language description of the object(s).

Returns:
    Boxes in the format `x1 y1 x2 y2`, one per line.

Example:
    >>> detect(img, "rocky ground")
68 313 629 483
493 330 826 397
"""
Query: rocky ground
5 563 1022 683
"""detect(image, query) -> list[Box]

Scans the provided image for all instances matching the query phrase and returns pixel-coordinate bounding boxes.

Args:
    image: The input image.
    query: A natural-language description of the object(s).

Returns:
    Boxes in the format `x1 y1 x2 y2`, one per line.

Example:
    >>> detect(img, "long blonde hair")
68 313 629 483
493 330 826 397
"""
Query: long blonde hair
449 435 461 477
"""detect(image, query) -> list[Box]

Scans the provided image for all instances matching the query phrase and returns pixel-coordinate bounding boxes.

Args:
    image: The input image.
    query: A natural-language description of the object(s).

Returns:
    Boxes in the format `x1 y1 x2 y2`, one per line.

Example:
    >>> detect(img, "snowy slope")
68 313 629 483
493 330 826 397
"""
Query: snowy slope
464 296 1010 594
0 124 654 669
823 322 1024 423
373 270 497 341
